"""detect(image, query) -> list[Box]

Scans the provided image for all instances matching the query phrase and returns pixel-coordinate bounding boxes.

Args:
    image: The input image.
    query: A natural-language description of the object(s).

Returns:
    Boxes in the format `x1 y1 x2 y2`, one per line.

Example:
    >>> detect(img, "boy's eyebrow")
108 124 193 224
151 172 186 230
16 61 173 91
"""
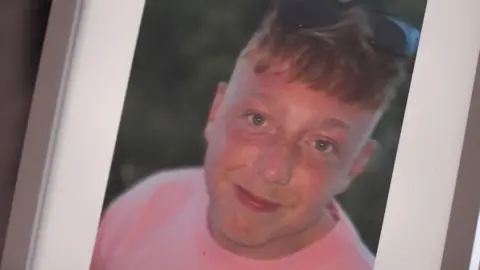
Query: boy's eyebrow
246 90 277 105
244 90 351 131
317 117 351 131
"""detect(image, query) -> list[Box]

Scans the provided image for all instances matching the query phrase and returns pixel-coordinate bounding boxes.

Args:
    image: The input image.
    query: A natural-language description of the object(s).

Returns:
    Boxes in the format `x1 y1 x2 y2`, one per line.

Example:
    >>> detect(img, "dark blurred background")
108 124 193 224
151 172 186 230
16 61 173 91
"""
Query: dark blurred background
103 0 427 254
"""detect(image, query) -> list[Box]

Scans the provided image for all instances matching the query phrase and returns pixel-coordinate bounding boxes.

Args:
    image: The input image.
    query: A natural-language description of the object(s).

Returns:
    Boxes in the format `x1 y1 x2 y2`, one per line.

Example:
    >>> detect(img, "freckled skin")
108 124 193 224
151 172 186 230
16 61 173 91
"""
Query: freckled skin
203 56 381 260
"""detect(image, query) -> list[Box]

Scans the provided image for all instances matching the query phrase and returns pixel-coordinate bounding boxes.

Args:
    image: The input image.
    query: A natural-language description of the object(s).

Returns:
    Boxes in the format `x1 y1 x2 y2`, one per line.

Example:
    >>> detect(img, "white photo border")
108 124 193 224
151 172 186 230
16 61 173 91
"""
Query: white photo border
469 211 480 270
2 0 480 269
439 55 480 270
375 0 480 268
1 0 146 269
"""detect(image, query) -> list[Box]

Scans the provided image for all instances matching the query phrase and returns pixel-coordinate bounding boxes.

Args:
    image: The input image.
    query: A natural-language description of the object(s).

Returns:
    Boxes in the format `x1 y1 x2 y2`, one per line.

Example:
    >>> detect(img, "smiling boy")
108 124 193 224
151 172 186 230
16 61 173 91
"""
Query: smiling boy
90 1 418 269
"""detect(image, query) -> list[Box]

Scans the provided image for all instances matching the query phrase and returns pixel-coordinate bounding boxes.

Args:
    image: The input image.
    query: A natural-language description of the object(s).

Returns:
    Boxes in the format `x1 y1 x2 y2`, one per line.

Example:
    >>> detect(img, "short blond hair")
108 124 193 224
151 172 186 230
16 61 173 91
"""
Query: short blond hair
242 5 407 110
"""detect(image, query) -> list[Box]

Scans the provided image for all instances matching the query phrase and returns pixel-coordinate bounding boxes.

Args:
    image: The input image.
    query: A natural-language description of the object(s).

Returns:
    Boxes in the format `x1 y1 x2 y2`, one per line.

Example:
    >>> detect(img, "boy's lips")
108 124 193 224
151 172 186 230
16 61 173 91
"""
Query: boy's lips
234 185 281 213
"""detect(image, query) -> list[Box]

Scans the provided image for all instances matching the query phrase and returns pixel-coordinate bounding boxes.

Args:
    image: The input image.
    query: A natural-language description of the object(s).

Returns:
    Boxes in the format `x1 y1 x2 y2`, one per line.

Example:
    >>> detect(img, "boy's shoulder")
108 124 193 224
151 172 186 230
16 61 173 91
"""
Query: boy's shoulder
95 167 205 256
106 166 205 215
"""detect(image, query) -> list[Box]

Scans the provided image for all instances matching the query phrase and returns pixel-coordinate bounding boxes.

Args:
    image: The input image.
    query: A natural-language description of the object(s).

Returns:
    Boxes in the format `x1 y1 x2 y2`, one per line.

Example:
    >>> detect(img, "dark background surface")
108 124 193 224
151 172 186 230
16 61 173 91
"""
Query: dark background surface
0 0 53 261
104 0 428 253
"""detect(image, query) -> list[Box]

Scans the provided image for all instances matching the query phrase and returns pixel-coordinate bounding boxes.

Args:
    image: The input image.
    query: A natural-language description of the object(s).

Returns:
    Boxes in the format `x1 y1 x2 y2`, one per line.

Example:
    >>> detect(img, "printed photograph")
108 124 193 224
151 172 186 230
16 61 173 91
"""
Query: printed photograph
91 0 428 269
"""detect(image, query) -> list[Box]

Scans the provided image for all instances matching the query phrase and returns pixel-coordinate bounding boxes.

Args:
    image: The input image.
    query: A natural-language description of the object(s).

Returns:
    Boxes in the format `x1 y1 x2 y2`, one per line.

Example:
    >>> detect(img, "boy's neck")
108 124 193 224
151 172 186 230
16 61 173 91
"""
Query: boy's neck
207 204 338 260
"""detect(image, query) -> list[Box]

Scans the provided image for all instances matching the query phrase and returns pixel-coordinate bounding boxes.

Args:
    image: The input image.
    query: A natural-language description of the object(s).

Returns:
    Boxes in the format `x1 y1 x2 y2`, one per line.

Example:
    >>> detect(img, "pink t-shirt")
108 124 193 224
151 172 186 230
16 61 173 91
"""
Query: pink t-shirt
90 167 374 270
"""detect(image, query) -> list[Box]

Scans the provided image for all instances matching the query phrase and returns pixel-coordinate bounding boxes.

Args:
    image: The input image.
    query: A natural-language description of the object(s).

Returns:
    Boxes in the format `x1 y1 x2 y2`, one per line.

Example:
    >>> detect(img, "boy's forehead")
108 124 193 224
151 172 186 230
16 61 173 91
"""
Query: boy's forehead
223 57 384 133
227 57 297 96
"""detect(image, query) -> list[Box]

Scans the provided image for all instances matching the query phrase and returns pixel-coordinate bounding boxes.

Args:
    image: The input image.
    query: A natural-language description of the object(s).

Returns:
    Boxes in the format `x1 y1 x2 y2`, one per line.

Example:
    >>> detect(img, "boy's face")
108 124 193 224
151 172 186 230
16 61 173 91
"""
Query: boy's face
204 56 381 251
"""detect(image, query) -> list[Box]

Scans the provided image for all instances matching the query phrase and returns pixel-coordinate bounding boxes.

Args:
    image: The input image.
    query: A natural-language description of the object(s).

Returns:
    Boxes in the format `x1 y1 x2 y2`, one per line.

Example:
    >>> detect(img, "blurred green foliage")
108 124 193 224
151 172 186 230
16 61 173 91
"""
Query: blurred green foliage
105 0 427 254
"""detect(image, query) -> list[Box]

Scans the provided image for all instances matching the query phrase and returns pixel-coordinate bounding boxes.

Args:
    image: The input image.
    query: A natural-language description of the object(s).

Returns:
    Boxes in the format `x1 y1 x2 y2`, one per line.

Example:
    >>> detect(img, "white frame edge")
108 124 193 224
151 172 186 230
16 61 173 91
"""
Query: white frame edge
1 0 145 269
440 55 480 270
469 213 480 270
374 0 480 268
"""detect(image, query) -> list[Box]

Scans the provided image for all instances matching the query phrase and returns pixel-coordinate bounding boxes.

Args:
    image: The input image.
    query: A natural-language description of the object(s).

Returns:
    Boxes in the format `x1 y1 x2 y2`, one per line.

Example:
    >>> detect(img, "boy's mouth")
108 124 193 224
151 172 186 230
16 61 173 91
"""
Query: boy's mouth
234 185 281 213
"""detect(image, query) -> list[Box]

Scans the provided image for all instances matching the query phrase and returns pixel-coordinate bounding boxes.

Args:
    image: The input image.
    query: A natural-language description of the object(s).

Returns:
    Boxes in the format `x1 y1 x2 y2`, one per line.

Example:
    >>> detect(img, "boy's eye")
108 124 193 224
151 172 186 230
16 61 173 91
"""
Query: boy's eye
247 112 267 127
314 139 335 154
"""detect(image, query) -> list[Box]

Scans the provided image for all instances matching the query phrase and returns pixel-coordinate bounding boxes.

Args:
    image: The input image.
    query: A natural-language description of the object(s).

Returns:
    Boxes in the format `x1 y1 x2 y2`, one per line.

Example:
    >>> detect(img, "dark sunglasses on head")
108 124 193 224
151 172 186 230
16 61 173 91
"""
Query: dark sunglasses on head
276 0 421 57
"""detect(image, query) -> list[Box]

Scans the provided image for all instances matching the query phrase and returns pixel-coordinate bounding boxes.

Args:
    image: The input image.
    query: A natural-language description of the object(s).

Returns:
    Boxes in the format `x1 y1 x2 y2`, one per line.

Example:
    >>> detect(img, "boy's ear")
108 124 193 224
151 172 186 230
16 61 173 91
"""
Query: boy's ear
349 139 378 179
205 81 228 140
208 81 228 121
334 139 378 196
